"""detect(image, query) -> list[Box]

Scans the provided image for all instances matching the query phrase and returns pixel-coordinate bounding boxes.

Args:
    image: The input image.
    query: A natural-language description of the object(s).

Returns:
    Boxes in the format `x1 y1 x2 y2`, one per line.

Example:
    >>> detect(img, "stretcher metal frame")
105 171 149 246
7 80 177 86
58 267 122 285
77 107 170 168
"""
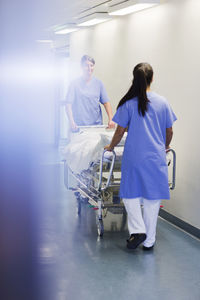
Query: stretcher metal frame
63 127 176 237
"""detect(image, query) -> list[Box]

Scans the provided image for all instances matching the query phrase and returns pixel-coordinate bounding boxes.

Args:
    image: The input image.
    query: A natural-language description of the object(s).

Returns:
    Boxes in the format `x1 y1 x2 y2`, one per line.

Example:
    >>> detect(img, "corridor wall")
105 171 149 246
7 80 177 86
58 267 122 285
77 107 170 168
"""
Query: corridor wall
69 0 200 229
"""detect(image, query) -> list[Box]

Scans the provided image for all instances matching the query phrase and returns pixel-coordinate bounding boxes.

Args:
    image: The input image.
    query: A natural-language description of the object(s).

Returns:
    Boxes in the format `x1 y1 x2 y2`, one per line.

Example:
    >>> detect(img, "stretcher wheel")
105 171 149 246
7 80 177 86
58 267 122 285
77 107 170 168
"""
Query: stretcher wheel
97 219 104 237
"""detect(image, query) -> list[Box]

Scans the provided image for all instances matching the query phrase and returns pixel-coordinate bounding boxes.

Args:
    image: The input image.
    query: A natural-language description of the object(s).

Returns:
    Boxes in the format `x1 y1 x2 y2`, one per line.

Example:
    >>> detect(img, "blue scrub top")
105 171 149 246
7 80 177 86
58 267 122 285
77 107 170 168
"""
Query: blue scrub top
66 76 109 126
113 91 177 200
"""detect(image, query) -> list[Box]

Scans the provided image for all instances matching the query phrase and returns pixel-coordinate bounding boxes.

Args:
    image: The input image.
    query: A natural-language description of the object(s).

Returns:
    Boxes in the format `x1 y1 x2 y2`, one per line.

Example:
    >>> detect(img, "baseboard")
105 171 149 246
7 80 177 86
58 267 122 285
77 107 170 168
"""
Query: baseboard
159 209 200 240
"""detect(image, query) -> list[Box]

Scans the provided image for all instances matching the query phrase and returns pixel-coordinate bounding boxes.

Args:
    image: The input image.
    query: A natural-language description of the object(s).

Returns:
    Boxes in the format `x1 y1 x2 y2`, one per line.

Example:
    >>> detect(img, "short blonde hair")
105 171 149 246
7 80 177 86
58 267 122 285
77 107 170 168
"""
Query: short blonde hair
81 55 95 65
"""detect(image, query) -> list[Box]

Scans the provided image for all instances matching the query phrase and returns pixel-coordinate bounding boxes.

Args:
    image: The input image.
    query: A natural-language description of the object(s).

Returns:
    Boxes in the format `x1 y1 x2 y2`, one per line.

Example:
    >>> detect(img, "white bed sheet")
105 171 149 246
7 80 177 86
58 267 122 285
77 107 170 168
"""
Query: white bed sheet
60 128 126 173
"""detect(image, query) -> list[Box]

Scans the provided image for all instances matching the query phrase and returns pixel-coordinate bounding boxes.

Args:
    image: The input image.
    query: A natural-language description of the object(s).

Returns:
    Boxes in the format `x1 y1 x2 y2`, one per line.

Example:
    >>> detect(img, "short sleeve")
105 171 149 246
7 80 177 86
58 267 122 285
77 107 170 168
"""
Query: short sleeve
165 102 177 128
65 82 76 104
113 103 130 128
99 81 109 104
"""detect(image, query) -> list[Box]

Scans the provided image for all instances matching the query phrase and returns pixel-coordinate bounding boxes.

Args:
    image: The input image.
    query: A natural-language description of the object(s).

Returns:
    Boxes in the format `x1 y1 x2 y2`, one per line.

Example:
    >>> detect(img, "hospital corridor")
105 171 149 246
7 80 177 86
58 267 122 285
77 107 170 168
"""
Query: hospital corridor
1 0 200 300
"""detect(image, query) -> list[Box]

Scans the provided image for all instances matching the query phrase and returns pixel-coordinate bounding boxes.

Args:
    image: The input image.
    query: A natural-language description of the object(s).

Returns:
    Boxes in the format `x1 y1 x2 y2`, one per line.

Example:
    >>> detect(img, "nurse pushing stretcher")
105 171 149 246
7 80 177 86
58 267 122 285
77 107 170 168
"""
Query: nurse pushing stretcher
65 55 115 131
105 63 177 250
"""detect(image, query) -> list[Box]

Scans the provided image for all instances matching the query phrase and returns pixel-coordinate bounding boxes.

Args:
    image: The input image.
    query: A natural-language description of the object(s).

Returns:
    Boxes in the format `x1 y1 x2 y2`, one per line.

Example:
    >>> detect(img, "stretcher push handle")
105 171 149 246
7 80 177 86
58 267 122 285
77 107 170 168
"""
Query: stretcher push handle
71 125 108 133
77 125 107 128
166 148 176 190
98 150 116 192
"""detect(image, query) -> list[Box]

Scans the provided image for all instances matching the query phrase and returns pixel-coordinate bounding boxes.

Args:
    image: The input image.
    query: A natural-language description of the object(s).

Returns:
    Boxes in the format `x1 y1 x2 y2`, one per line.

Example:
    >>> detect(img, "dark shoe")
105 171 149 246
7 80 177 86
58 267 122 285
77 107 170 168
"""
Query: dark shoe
126 234 135 243
127 233 146 249
143 245 154 251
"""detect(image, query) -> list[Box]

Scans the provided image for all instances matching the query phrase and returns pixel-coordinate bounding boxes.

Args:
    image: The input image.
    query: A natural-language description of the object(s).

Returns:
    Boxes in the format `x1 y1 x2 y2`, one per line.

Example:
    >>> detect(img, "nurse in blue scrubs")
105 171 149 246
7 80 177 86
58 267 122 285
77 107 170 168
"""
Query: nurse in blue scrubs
66 55 115 130
105 63 177 250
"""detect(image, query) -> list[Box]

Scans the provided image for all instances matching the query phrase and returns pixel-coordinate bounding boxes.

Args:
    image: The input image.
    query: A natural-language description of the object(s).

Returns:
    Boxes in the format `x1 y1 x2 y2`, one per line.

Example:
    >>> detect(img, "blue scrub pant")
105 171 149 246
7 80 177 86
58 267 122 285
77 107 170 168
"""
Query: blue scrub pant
123 198 161 247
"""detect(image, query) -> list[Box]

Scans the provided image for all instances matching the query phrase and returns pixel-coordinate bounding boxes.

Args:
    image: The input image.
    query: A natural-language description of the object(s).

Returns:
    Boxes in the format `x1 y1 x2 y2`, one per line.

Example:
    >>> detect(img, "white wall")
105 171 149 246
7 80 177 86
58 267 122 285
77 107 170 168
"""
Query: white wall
69 0 200 229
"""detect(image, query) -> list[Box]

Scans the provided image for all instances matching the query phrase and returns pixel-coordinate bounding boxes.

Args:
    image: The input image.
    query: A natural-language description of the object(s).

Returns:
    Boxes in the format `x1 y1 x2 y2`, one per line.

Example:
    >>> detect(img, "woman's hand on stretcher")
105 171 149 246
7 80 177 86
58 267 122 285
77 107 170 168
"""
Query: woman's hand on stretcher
107 120 115 129
104 144 114 152
104 125 126 152
70 121 79 132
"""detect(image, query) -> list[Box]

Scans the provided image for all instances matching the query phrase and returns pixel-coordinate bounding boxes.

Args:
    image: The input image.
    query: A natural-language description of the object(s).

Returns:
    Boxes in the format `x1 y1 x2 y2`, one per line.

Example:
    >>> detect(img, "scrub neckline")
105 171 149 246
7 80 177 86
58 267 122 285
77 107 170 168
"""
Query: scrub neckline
81 76 94 85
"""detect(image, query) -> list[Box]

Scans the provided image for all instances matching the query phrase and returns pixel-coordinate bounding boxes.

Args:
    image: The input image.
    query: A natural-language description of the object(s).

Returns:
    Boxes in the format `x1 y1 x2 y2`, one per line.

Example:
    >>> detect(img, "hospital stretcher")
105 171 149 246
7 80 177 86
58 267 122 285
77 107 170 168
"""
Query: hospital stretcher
62 126 176 237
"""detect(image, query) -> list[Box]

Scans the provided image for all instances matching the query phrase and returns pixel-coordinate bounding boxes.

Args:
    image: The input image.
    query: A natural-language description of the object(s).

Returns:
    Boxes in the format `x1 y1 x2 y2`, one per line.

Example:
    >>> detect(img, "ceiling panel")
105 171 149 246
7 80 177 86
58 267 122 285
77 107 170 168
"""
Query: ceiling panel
43 0 125 28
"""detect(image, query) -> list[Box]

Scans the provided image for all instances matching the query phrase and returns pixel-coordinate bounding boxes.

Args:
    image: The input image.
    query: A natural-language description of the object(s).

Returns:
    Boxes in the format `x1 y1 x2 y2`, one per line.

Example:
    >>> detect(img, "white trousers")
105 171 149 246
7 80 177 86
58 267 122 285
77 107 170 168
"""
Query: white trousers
123 198 161 247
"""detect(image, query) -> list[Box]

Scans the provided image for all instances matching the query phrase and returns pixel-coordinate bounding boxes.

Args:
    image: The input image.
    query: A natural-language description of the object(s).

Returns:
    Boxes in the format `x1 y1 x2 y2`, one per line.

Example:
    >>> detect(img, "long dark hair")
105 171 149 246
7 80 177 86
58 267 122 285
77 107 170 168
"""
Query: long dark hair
117 63 153 116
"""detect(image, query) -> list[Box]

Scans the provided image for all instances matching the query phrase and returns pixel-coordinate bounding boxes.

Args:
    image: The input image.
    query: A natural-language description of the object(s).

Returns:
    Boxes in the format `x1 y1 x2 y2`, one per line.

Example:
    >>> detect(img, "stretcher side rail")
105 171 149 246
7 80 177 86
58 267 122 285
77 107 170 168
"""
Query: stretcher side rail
166 148 176 190
97 147 176 192
63 159 101 196
98 149 116 192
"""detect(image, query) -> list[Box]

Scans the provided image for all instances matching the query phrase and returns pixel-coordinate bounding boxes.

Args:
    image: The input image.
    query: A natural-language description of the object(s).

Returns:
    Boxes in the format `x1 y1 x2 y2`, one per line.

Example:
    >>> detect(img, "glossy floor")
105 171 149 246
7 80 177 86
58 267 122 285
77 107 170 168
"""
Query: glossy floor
39 161 200 300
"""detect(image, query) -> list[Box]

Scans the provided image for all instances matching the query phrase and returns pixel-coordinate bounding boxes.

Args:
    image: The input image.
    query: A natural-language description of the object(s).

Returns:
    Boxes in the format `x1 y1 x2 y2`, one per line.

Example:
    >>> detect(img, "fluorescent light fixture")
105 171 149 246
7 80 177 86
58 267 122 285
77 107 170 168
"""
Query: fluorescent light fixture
78 18 108 26
78 13 111 27
109 0 160 16
109 3 157 16
55 28 78 35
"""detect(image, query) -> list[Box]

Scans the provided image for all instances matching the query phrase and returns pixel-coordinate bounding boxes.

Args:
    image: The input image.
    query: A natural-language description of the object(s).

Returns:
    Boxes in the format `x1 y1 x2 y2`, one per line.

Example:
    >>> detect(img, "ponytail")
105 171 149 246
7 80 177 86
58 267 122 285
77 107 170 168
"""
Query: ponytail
117 63 153 117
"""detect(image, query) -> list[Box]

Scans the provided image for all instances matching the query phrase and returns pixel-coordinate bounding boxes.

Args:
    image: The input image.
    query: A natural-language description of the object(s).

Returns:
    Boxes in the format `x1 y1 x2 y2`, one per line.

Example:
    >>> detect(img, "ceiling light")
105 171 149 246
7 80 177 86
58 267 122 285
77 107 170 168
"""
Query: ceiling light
109 0 160 16
78 13 111 27
54 28 78 35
